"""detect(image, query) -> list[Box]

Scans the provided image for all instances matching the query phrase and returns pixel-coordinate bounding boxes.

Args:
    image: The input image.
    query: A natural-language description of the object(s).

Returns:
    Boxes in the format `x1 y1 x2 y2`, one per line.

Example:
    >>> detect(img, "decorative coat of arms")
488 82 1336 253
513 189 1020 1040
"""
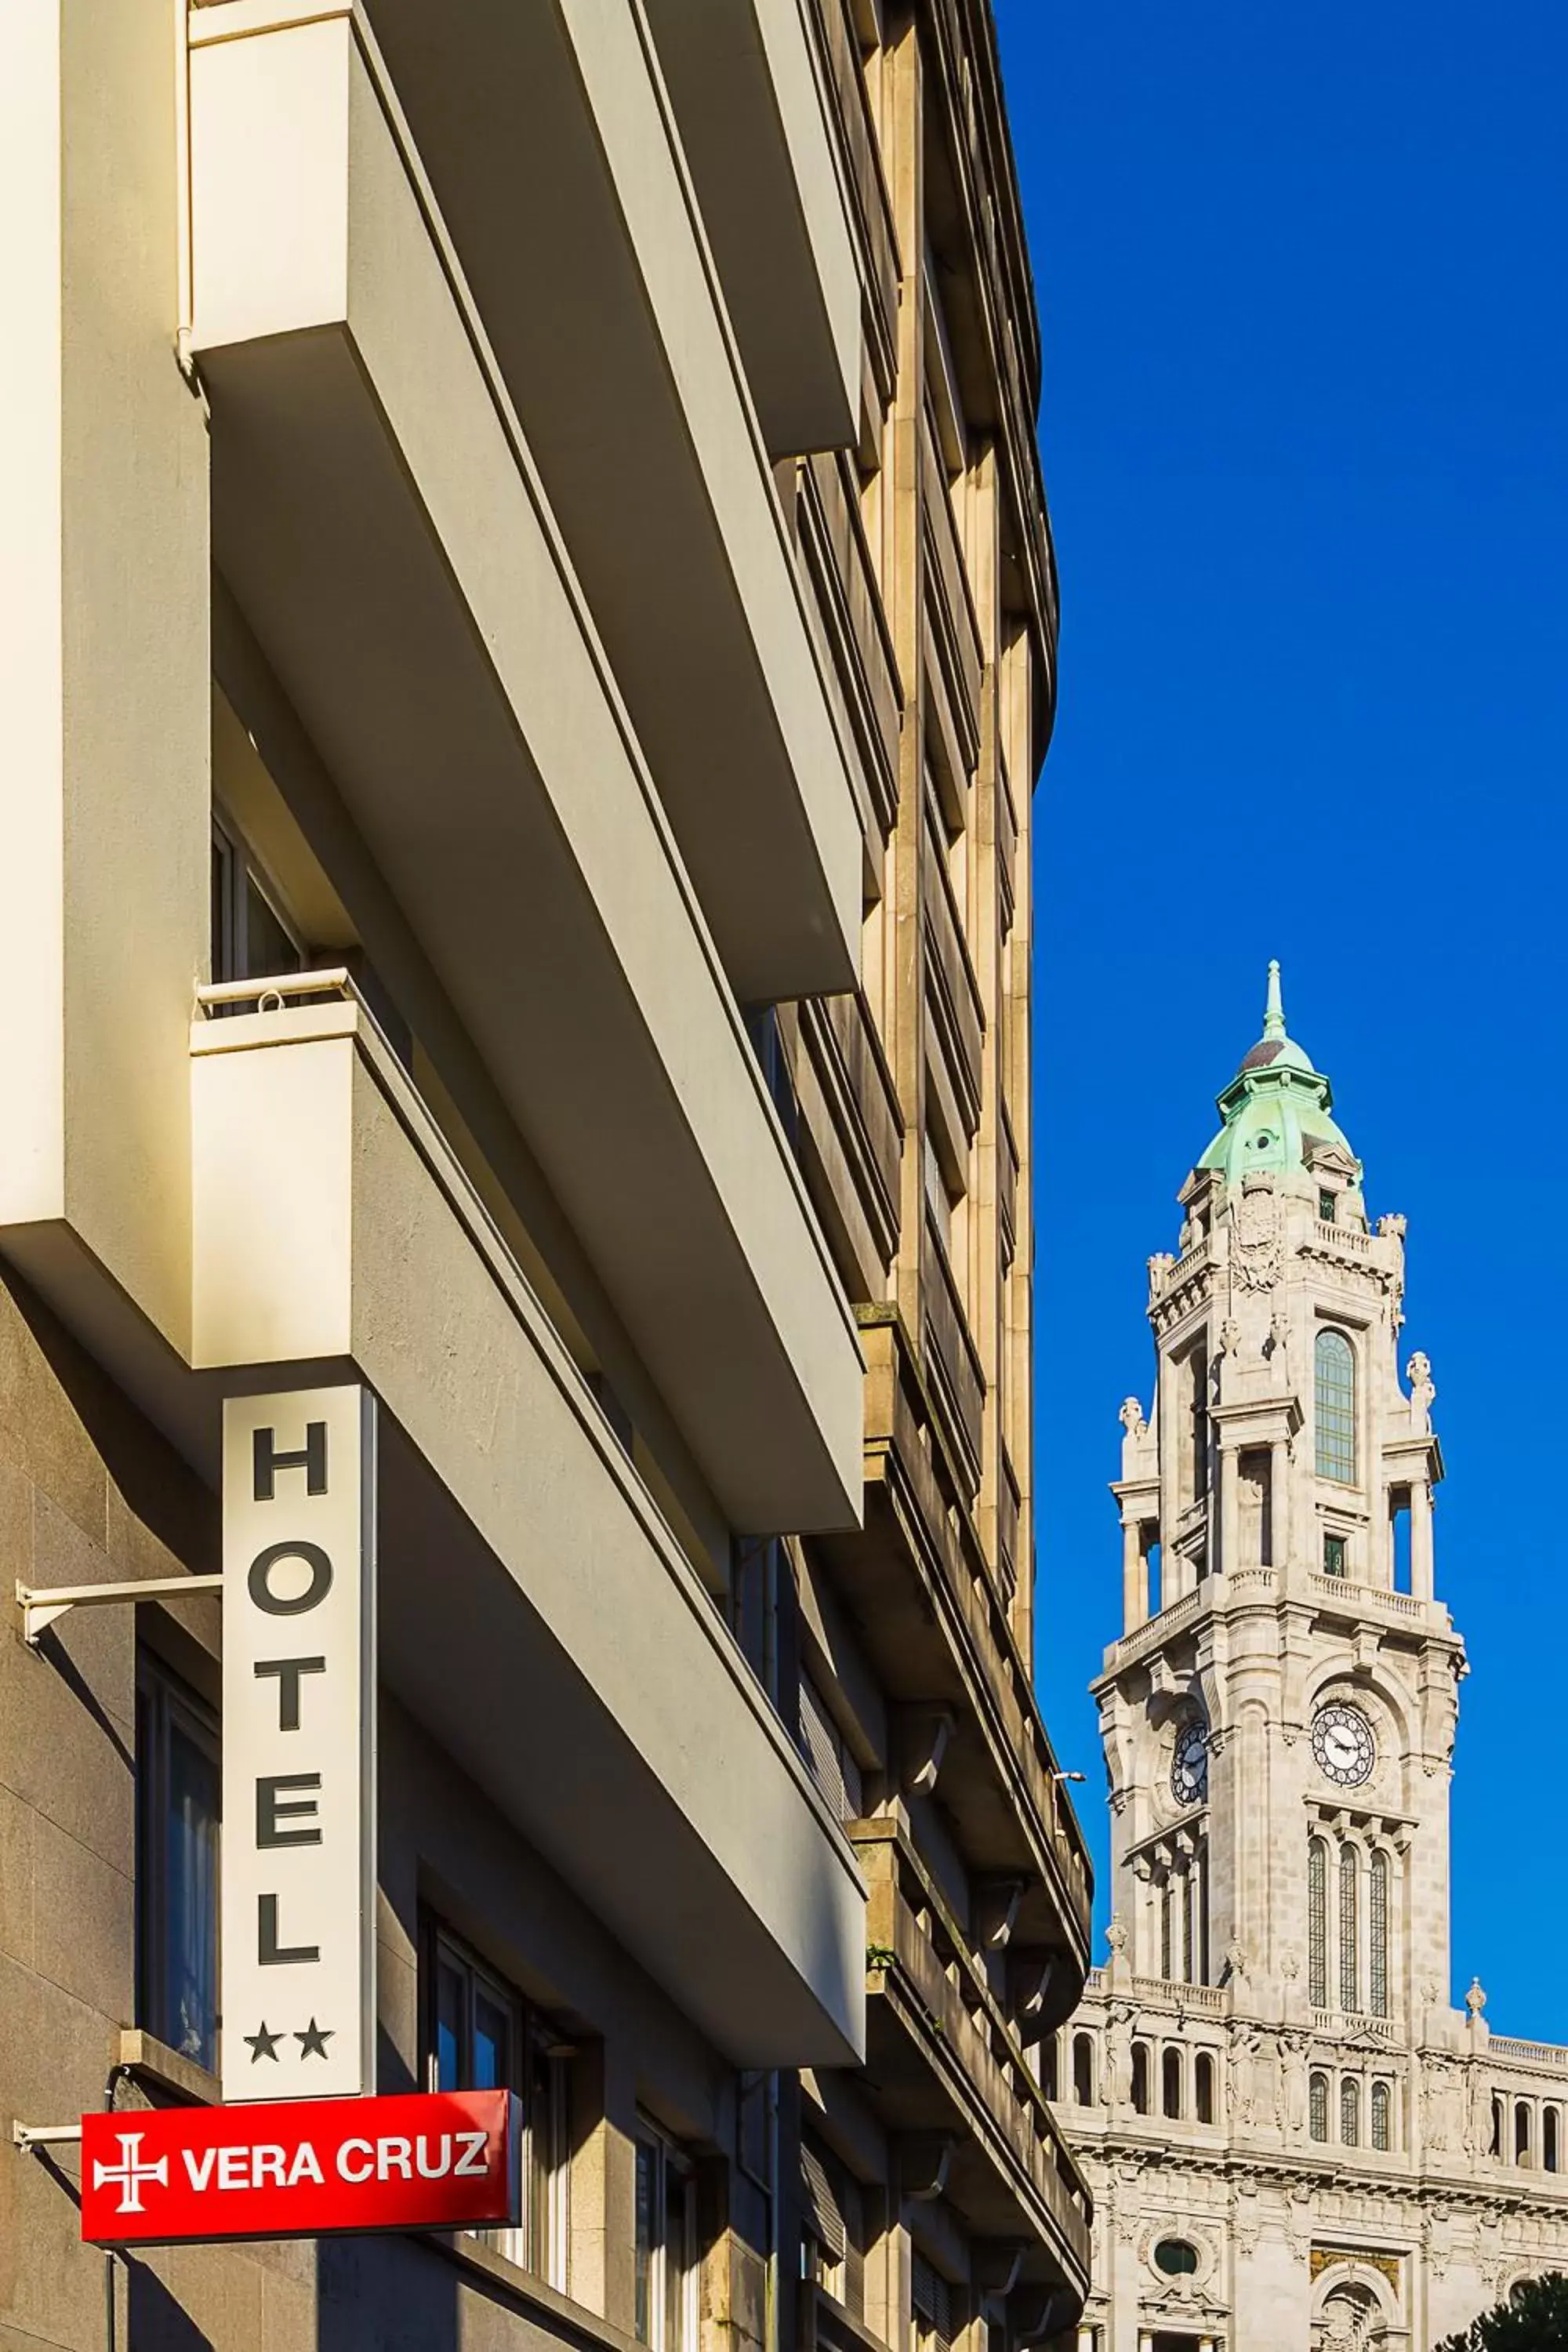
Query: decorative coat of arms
1232 1182 1281 1291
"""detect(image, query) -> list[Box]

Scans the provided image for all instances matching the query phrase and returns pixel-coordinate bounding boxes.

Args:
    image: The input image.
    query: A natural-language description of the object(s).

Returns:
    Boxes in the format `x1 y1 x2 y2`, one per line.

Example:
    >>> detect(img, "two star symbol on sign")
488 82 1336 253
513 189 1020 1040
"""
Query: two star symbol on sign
243 2018 334 2063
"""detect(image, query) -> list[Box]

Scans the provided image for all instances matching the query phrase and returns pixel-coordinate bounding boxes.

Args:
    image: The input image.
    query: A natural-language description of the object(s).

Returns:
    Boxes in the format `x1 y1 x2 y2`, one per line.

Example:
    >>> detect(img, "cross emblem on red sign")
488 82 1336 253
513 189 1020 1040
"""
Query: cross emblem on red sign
93 2130 170 2215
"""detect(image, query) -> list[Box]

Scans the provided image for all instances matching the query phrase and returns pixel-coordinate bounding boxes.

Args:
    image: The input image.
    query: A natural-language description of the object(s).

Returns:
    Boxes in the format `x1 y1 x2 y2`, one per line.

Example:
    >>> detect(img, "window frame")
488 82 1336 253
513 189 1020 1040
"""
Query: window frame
634 2117 697 2352
421 1918 572 2289
1314 1327 1357 1485
135 1648 222 2075
211 811 308 989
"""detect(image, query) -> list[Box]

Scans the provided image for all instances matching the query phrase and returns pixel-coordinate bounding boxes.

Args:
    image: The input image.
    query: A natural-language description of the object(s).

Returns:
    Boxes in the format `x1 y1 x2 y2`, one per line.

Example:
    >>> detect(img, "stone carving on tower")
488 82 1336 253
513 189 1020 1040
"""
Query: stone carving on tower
1049 968 1568 2352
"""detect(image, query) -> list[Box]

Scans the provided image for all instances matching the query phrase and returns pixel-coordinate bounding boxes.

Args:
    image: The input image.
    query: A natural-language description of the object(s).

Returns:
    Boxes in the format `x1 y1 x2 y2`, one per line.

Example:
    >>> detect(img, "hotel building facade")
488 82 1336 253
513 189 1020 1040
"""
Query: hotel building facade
0 2 1092 2348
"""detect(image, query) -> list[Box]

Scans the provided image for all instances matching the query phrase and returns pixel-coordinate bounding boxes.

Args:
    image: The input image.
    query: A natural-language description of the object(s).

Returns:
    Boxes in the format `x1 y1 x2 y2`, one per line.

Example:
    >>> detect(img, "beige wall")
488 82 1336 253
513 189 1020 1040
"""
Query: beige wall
0 0 209 1355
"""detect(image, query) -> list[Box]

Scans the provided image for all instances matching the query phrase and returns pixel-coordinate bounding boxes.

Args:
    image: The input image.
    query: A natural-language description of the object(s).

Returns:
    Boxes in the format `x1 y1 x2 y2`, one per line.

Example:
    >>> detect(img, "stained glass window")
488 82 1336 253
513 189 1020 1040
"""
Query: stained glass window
1315 1330 1356 1483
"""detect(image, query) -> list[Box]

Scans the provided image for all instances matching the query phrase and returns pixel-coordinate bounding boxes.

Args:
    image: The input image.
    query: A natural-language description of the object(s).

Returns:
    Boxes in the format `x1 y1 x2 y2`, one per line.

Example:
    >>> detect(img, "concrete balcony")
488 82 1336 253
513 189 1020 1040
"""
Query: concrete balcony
855 1824 1092 2295
785 989 905 1301
639 0 862 456
924 830 984 1144
349 0 862 1004
188 4 862 1534
191 985 866 2067
923 1208 985 1501
820 1316 1092 1995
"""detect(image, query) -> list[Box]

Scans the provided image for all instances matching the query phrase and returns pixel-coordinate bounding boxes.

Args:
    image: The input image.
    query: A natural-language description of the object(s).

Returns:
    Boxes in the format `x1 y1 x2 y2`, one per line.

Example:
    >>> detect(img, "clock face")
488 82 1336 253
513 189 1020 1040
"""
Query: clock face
1171 1719 1209 1807
1312 1703 1376 1788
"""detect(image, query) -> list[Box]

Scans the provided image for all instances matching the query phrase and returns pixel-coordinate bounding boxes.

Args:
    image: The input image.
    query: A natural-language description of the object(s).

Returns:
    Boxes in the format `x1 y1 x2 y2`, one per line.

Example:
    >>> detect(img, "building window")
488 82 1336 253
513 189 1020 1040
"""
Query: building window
211 815 307 987
800 2136 861 2313
1185 1341 1208 1512
1041 2034 1059 2100
1546 2107 1560 2172
1370 1850 1389 2019
1309 2073 1329 2142
797 1671 863 1824
1131 2042 1151 2116
1491 2097 1504 2158
1153 2240 1198 2278
1073 2033 1096 2106
636 2123 696 2352
1160 1880 1174 1981
1161 2049 1183 2119
1339 1844 1359 2013
1371 2081 1392 2152
1319 1189 1336 1223
135 1650 220 2074
1341 2078 1359 2146
911 2253 955 2352
1517 2103 1533 2167
1315 1330 1356 1483
425 1922 571 2287
1195 2053 1215 2124
1308 1838 1329 2009
1323 1533 1348 1580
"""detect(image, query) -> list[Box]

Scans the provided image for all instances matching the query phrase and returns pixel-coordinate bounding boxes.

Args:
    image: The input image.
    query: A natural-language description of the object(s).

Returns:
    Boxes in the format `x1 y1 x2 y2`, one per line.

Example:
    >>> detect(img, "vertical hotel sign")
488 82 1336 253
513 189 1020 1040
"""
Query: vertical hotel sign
222 1390 376 2103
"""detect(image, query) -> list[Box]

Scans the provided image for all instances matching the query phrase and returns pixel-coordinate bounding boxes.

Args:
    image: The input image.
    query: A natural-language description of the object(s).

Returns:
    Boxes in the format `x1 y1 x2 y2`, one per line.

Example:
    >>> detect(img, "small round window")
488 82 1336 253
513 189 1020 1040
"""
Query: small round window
1254 1131 1274 1148
1154 2240 1199 2277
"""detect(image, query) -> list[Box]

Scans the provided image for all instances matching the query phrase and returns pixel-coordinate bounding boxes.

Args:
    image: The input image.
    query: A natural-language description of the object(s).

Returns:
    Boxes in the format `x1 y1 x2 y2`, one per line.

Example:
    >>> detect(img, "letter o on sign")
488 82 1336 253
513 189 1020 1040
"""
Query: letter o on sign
248 1541 334 1616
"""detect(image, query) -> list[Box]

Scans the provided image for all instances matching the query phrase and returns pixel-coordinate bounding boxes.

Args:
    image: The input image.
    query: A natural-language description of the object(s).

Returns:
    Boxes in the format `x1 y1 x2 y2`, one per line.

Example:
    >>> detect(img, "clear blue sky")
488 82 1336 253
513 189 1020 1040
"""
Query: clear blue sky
998 1 1568 2038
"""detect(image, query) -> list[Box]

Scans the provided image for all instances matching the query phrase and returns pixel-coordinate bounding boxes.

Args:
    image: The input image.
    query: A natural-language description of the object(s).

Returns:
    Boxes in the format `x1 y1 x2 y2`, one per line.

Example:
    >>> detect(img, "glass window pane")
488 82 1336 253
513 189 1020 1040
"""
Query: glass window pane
472 1985 511 2092
1315 1330 1356 1483
245 873 300 982
164 1713 220 2070
664 2166 688 2352
435 1956 466 2092
634 2141 656 2346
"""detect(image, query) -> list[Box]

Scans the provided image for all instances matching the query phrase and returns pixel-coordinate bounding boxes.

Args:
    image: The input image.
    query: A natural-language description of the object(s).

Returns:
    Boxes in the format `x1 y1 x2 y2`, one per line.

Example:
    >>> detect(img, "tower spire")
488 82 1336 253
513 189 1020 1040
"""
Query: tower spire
1264 958 1286 1041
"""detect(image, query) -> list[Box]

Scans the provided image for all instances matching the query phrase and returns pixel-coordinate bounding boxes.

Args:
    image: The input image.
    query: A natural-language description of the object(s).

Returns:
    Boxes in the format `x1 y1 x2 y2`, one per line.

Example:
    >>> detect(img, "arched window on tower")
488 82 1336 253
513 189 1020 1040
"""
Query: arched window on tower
1371 2080 1392 2152
1370 1850 1390 2019
1131 2042 1151 2116
1308 1838 1329 2009
1516 2102 1533 2167
1309 2074 1329 2143
1041 2034 1058 2101
1073 2033 1095 2107
1546 2107 1560 2173
1491 2097 1504 2159
1315 1329 1356 1483
1195 2053 1215 2124
1162 2048 1183 2119
1341 2078 1360 2146
1339 1844 1359 2013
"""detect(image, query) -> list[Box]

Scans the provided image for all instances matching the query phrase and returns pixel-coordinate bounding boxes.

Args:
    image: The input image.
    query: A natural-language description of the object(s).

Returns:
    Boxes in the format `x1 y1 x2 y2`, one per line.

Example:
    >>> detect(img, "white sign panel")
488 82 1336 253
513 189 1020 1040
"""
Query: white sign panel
221 1388 376 2103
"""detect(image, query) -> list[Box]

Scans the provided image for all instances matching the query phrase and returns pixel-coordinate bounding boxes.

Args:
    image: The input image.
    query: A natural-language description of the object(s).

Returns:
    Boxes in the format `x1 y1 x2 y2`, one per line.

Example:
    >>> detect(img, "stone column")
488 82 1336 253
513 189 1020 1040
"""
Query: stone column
1410 1478 1435 1601
1269 1436 1289 1570
1123 1519 1148 1632
1219 1442 1239 1578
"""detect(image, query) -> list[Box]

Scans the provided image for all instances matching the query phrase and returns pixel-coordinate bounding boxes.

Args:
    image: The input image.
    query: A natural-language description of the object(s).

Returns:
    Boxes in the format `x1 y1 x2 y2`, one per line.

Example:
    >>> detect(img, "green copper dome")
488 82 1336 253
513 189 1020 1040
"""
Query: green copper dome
1196 964 1362 1191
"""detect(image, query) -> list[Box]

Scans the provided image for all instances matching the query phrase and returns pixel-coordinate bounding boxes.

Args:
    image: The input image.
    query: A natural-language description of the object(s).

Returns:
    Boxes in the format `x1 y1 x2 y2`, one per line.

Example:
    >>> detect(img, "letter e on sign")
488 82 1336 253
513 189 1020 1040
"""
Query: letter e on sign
222 1389 376 2103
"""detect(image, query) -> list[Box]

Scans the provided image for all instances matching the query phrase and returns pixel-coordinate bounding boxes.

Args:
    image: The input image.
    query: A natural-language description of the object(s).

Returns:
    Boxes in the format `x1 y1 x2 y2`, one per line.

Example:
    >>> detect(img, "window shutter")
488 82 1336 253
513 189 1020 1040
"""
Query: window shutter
799 1675 848 1820
912 2254 953 2352
800 2142 846 2258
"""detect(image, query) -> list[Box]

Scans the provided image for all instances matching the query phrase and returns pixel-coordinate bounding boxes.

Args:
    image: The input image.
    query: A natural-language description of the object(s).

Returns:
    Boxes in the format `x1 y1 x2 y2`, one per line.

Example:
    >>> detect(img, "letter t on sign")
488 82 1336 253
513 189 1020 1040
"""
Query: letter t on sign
222 1390 376 2105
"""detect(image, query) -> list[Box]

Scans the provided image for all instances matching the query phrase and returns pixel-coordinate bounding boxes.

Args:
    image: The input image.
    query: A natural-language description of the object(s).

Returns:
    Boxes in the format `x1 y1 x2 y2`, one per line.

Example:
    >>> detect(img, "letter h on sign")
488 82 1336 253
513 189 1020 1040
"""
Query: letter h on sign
222 1390 376 2103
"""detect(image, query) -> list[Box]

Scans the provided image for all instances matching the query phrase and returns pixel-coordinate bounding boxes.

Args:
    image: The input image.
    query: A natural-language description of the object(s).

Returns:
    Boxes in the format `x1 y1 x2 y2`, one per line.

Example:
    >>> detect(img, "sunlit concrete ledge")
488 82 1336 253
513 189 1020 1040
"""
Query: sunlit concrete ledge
192 983 868 2067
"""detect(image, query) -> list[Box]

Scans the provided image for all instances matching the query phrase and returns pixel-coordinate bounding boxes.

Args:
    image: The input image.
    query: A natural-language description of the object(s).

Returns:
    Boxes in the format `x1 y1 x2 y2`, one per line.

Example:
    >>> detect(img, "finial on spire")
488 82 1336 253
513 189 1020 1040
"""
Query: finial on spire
1263 959 1286 1041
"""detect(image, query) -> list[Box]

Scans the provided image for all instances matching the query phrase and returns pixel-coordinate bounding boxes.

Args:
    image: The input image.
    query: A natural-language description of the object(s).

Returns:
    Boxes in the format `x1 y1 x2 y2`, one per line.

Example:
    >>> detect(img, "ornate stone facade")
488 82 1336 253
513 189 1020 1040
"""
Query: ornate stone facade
1050 971 1568 2350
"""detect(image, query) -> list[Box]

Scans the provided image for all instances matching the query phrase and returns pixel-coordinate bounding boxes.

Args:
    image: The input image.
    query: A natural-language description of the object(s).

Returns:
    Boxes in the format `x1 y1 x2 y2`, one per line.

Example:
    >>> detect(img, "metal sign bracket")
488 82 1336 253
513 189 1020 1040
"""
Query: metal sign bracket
15 1575 224 1647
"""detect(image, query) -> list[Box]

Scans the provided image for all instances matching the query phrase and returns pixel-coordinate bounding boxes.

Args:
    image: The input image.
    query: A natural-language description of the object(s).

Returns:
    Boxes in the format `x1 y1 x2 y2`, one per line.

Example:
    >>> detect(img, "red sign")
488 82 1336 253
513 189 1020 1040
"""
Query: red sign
82 2090 516 2247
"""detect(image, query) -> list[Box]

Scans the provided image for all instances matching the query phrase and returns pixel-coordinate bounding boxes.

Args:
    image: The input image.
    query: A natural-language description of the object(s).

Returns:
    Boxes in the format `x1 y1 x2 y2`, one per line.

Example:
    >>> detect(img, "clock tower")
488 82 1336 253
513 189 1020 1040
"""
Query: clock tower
1102 957 1461 2037
1054 969 1568 2352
